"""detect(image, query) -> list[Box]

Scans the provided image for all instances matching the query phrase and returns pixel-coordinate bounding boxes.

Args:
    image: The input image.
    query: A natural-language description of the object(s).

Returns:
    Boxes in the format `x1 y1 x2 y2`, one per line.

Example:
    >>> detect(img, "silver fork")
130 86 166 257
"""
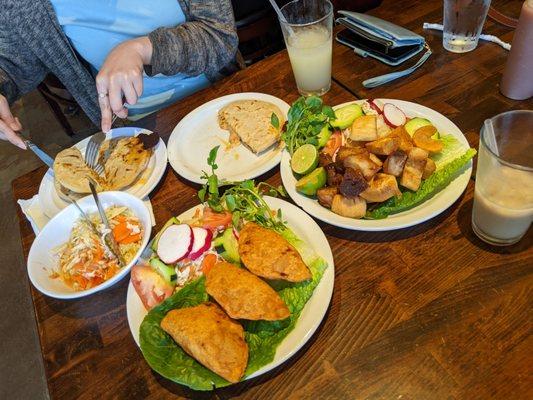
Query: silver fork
85 114 118 174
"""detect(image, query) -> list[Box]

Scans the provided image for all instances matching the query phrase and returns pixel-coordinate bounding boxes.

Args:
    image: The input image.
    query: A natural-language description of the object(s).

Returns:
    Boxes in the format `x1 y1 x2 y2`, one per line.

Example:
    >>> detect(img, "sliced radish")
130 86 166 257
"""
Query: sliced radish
189 227 213 260
156 224 193 264
383 103 407 127
368 99 384 114
232 226 240 240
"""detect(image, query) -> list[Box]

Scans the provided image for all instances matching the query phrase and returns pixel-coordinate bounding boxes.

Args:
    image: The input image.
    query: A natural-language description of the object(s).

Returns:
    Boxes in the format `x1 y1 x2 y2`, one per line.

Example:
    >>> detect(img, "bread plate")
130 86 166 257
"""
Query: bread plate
167 93 289 184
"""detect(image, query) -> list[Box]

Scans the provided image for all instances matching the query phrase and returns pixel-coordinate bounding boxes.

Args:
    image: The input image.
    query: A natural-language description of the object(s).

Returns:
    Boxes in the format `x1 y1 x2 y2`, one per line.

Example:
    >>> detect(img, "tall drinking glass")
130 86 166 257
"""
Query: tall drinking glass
472 111 533 245
279 0 333 96
443 0 491 53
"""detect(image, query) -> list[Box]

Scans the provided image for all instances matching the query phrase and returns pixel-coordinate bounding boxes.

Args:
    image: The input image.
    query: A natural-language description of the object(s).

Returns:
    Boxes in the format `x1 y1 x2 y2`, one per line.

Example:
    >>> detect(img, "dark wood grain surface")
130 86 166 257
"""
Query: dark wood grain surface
12 1 532 398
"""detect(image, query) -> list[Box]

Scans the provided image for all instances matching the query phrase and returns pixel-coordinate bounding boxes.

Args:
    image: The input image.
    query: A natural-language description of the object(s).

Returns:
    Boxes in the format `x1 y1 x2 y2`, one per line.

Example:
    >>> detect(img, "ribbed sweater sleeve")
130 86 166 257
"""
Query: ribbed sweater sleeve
147 0 238 80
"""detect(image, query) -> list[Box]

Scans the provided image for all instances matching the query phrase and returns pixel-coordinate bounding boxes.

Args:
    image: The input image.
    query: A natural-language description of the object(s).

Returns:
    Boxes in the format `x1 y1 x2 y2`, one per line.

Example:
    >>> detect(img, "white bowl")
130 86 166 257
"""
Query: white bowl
27 191 152 299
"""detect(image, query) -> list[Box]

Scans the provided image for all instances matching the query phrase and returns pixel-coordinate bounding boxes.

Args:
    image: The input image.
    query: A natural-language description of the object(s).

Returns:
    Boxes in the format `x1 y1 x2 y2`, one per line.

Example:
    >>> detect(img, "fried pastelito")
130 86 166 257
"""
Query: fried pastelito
238 223 311 282
206 262 290 321
160 302 248 383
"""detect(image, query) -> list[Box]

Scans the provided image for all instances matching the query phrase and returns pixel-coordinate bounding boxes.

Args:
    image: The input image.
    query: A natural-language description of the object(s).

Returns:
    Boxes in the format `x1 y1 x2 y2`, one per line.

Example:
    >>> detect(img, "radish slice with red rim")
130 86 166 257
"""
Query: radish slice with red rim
189 227 213 260
368 99 384 114
156 224 193 264
383 103 407 127
232 227 239 240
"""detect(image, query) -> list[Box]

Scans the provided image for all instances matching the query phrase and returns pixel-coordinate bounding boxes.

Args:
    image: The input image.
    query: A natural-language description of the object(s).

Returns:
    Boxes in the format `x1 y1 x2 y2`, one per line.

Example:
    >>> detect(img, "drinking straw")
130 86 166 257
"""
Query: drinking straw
483 119 500 156
268 0 295 36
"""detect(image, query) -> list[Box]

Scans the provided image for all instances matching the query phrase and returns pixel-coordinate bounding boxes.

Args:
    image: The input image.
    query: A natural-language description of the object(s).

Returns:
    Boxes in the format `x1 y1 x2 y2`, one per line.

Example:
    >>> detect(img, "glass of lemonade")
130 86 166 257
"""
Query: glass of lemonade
472 111 533 245
443 0 491 53
279 0 333 96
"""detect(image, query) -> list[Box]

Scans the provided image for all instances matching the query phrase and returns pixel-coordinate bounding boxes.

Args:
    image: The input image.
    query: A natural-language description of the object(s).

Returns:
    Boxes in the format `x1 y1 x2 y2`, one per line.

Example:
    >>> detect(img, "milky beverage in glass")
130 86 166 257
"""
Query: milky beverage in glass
286 26 332 95
279 0 333 96
443 0 491 53
472 111 533 245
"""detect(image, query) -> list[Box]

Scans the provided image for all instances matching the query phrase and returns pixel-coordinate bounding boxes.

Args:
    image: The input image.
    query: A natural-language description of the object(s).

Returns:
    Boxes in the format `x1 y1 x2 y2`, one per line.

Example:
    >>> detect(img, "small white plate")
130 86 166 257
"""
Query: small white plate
280 99 472 231
126 196 334 381
27 191 152 299
38 127 167 219
167 93 289 184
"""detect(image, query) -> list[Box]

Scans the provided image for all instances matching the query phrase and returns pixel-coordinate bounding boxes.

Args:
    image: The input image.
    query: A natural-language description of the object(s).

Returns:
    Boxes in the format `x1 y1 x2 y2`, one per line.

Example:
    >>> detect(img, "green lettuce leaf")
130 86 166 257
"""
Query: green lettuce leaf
139 228 328 391
431 134 467 169
366 148 476 219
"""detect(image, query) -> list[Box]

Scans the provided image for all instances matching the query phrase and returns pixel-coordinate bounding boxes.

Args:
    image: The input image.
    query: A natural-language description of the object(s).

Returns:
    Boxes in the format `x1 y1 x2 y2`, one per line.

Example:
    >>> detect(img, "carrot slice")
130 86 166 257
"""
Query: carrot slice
113 222 131 242
201 253 217 275
120 233 142 244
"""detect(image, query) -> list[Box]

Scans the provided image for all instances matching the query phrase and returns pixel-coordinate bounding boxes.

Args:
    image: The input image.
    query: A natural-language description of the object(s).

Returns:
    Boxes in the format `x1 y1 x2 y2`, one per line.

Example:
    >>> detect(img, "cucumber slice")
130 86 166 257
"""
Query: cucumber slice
317 125 332 148
150 258 177 284
404 118 438 138
219 228 240 263
330 104 363 129
151 217 180 251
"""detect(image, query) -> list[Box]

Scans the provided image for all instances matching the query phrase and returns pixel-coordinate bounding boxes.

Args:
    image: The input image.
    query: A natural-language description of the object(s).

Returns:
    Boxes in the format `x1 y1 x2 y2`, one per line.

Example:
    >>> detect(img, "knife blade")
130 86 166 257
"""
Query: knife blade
24 139 54 168
88 181 127 267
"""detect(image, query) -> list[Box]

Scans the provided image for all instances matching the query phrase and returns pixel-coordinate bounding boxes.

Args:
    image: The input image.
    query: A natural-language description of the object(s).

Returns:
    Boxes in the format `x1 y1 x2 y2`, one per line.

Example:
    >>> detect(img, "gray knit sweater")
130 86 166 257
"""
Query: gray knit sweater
0 0 238 125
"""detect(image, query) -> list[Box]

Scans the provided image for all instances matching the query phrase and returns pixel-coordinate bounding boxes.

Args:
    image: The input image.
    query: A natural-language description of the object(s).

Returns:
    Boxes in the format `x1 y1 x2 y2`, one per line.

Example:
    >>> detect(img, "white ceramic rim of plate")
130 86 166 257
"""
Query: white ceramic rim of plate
38 127 167 219
27 191 152 299
126 196 334 381
280 99 472 231
167 92 289 184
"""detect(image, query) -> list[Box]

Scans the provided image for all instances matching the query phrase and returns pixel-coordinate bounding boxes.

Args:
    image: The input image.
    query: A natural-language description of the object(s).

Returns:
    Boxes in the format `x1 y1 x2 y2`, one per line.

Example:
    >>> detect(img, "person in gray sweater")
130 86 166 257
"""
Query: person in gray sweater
0 0 238 149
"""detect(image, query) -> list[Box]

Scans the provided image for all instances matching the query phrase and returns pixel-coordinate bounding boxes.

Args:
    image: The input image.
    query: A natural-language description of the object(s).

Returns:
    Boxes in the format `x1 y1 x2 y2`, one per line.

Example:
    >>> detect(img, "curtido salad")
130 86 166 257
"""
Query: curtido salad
132 147 329 390
53 206 143 291
283 96 476 219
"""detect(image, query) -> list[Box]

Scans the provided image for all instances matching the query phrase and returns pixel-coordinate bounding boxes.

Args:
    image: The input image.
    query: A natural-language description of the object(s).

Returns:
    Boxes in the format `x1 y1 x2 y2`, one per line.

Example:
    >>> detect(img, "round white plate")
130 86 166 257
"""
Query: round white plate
167 93 289 184
126 196 334 381
38 127 168 219
280 99 473 231
28 191 152 299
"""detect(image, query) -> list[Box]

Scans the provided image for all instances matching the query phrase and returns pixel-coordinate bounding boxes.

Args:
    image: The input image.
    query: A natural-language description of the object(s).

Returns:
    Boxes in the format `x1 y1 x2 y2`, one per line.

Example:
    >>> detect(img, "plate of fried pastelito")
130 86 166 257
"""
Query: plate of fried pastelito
126 147 334 390
38 127 167 218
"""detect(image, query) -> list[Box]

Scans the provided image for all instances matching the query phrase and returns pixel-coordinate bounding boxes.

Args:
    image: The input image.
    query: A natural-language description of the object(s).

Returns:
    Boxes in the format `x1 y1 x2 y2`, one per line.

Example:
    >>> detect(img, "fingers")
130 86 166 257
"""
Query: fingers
0 120 26 149
96 75 113 132
0 95 22 131
96 67 144 131
108 79 128 119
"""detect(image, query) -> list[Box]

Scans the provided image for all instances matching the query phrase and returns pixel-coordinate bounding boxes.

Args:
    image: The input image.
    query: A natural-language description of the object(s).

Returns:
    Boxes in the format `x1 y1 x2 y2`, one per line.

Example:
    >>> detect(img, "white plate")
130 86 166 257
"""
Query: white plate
27 191 152 299
38 127 168 219
167 93 289 184
280 99 473 231
126 196 334 381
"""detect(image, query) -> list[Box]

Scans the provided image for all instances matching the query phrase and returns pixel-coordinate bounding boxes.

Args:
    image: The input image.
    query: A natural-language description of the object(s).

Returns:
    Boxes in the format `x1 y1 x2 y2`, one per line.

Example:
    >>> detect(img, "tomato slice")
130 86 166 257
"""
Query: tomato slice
200 207 232 232
131 264 174 310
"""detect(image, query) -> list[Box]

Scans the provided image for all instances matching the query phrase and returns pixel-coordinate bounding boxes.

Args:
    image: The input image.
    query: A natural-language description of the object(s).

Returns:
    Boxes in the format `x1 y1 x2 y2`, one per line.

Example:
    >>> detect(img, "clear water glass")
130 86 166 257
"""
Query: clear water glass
443 0 491 53
279 0 333 96
472 111 533 245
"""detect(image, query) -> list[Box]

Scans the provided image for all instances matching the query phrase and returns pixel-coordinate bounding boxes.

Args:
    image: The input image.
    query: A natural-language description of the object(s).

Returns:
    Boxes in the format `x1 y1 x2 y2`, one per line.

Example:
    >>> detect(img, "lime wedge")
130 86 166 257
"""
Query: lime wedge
296 167 327 196
291 144 319 175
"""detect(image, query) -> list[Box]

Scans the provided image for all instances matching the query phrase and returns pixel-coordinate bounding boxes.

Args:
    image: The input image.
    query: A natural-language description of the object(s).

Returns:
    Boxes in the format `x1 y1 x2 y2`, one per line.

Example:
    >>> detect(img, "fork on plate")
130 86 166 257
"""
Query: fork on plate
85 114 118 175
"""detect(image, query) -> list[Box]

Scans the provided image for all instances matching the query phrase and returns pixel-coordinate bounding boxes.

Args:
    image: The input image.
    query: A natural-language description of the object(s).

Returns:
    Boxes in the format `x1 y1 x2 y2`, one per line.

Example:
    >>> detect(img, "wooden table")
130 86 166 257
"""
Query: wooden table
13 2 532 398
